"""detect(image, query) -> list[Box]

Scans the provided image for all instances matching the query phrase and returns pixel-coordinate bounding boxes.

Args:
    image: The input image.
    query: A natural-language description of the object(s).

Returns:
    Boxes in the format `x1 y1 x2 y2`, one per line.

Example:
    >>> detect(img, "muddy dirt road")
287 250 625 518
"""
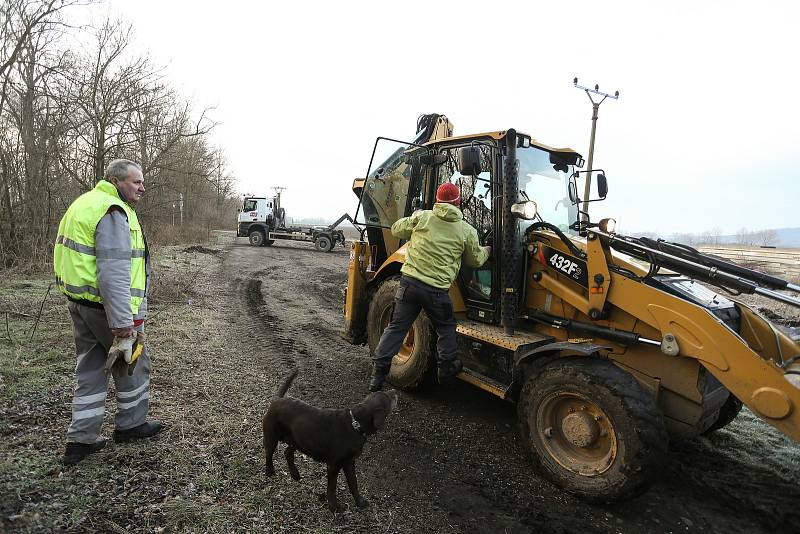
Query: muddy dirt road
225 238 799 534
3 238 798 533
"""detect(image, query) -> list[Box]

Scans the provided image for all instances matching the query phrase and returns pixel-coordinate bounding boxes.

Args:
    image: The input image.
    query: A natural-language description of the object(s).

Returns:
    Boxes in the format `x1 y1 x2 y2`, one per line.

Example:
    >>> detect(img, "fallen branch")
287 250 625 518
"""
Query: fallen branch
4 312 13 343
0 309 35 318
29 282 53 343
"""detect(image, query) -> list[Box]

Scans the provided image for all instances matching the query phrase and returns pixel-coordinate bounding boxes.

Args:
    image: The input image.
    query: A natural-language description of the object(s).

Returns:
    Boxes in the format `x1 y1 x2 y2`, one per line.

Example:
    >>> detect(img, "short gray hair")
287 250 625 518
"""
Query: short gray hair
104 159 142 182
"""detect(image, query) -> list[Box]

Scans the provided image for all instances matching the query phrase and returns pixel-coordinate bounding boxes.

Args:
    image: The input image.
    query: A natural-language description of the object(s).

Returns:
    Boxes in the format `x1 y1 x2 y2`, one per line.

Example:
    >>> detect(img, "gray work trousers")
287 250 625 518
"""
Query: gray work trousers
66 302 151 444
373 275 459 373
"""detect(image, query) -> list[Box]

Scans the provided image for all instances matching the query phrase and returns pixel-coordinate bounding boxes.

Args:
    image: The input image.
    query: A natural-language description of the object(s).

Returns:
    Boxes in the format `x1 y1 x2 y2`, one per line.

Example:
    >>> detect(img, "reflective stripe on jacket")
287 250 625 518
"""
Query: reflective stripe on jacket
54 180 146 314
392 202 489 289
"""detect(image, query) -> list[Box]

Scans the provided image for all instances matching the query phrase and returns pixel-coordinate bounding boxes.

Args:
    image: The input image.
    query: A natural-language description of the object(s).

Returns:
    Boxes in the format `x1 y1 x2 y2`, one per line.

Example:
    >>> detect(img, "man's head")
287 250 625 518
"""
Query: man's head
436 182 461 207
105 159 144 205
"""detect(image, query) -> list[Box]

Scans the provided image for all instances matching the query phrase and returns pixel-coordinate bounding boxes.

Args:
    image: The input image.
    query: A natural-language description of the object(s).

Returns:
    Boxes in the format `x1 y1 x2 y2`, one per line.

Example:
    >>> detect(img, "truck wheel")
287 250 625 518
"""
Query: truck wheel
517 357 668 502
367 276 436 390
704 393 743 434
315 235 333 252
249 229 265 246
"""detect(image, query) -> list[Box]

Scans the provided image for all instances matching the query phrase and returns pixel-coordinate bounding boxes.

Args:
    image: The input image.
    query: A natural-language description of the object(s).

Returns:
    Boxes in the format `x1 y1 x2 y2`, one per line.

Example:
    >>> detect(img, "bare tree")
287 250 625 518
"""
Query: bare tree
753 228 778 247
0 0 76 263
0 6 236 269
735 227 754 246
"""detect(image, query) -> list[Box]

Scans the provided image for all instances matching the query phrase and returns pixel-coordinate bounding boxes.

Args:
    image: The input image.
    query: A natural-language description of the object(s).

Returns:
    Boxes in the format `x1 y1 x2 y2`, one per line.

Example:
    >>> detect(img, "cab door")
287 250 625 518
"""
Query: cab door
434 142 499 323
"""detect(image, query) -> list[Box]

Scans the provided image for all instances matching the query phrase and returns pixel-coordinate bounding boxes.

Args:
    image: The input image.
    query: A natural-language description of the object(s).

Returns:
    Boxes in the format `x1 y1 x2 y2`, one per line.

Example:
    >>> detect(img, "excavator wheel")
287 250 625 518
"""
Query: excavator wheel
367 276 436 390
517 357 668 502
704 393 743 434
249 229 265 246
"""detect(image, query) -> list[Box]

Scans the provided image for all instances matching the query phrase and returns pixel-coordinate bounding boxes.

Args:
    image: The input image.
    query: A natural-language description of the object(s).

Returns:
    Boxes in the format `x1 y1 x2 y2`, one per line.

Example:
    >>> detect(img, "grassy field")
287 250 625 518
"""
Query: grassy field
0 247 396 533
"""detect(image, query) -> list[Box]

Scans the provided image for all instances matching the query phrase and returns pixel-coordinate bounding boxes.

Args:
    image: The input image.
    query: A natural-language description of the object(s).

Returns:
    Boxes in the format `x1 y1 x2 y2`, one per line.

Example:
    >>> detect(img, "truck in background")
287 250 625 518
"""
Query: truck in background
236 193 358 252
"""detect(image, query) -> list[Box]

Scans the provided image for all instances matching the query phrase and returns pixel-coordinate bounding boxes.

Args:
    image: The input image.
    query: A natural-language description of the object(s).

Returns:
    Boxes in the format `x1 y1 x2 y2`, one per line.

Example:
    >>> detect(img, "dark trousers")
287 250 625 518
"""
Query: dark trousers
373 275 459 373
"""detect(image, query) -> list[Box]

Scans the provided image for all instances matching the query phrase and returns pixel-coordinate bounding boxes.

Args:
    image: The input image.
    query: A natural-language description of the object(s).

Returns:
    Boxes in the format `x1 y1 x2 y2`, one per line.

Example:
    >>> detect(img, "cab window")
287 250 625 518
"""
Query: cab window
437 143 495 301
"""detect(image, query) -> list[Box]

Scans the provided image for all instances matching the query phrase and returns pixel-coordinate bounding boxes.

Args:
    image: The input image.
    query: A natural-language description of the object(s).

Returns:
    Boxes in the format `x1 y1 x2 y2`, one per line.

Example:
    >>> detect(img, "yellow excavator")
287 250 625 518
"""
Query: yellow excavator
342 112 800 500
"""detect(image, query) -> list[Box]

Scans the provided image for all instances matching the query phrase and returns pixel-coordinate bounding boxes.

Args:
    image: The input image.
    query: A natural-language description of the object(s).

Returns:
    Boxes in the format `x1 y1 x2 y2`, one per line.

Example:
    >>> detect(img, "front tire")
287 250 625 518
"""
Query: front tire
366 276 435 390
249 229 265 246
517 357 668 501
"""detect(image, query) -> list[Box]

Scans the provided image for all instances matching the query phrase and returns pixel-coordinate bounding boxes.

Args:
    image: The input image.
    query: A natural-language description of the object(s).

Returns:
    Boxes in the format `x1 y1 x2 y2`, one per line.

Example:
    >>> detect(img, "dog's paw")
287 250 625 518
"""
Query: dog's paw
328 499 343 513
288 468 301 481
355 496 369 509
264 466 275 478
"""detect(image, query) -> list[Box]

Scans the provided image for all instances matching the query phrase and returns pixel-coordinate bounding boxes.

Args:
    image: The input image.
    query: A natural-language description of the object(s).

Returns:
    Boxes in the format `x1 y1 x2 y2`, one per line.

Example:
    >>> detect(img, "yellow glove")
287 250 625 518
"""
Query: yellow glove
129 332 145 365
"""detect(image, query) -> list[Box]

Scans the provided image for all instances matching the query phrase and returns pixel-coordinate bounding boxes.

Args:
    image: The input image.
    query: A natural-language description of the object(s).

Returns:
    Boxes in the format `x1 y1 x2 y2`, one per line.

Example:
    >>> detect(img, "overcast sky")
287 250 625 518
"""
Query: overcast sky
89 0 798 236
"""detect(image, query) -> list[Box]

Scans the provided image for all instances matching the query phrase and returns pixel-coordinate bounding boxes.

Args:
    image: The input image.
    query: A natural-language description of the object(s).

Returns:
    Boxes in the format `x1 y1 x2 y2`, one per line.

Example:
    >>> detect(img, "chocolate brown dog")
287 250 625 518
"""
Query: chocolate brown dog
262 369 398 512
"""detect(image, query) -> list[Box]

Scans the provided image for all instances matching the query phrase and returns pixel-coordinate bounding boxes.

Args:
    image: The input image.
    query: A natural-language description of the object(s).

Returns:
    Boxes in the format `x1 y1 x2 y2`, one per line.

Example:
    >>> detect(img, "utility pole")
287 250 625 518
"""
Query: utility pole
574 77 619 221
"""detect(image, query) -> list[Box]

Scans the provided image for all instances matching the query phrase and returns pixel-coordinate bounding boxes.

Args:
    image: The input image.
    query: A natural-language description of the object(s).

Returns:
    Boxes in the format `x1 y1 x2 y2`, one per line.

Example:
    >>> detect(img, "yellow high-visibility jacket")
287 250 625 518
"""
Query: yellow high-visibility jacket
54 180 146 314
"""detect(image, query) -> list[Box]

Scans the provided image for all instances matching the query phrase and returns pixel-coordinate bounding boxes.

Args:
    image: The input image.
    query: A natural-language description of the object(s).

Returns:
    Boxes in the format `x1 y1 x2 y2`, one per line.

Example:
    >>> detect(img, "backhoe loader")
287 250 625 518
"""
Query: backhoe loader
342 113 800 500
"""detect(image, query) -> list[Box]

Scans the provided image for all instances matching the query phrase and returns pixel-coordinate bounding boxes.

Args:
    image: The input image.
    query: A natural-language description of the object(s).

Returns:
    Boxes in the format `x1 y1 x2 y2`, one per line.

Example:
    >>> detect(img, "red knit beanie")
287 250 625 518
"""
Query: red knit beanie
436 183 461 206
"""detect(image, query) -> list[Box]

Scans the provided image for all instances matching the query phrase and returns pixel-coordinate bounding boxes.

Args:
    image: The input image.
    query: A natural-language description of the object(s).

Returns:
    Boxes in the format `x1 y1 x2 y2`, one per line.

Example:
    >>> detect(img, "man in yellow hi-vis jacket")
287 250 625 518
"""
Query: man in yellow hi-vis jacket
369 182 491 392
54 159 161 465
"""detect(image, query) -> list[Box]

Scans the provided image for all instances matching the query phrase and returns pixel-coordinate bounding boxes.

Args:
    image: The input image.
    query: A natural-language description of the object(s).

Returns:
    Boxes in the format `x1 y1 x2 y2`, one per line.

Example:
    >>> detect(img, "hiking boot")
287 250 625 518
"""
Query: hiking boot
369 372 387 393
369 364 391 393
437 358 463 383
113 421 162 443
63 439 106 465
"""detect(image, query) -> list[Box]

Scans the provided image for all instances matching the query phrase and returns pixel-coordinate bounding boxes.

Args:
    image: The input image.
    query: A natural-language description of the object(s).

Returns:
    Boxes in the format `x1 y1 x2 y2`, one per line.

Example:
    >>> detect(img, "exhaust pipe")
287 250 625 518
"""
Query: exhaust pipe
502 129 520 336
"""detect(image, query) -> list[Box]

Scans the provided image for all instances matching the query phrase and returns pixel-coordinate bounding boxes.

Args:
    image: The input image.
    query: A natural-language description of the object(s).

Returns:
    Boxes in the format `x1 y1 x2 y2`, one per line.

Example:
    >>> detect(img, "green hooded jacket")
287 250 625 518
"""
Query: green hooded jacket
392 202 489 289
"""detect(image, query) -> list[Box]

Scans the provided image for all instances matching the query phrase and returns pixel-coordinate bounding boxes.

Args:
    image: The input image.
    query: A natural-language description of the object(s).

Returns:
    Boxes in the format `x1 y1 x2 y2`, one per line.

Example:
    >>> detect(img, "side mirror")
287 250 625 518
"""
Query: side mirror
597 173 608 199
458 146 482 176
569 170 608 204
510 200 538 220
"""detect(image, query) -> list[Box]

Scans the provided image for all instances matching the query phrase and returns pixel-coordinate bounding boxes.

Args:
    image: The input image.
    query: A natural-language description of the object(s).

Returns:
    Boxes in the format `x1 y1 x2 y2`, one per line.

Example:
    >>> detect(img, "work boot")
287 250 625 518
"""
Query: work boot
437 358 463 383
369 366 389 393
113 421 163 443
63 439 106 465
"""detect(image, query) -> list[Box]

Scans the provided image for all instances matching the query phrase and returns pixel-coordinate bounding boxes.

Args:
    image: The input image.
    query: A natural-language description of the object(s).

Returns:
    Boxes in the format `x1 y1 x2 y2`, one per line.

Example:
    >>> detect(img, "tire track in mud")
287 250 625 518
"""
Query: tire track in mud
244 272 308 371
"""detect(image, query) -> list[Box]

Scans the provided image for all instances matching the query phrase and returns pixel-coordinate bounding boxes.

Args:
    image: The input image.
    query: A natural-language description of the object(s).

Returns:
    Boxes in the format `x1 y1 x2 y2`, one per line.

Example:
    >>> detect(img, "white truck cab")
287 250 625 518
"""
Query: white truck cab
238 196 275 226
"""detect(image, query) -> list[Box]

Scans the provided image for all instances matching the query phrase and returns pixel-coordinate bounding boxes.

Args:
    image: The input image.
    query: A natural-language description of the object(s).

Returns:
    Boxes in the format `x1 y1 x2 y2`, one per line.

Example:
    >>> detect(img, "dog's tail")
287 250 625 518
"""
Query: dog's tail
276 368 298 398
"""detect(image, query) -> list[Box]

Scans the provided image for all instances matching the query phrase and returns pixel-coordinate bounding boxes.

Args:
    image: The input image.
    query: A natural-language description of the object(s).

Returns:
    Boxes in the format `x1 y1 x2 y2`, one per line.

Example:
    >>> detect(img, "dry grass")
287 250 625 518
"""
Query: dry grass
0 245 407 533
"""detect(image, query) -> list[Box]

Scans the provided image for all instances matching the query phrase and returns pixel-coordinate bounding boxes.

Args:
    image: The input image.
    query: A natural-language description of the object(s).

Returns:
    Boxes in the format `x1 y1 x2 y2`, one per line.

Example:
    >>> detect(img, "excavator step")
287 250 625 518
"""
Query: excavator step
456 319 552 352
457 367 511 399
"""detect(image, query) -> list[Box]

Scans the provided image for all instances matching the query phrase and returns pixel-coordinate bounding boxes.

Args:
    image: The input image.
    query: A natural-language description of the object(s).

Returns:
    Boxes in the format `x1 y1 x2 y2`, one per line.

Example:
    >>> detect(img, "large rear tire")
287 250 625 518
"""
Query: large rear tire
315 235 333 252
517 357 668 501
366 276 436 390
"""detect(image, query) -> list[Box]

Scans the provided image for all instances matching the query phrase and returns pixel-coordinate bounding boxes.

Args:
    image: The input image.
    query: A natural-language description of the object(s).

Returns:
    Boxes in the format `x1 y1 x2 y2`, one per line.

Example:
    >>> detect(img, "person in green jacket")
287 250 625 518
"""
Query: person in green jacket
369 182 491 392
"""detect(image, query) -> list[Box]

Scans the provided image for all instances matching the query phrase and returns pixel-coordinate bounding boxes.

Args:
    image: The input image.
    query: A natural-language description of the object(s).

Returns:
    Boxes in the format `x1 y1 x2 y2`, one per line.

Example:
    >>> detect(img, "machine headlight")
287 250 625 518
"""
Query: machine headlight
599 218 616 233
511 200 538 220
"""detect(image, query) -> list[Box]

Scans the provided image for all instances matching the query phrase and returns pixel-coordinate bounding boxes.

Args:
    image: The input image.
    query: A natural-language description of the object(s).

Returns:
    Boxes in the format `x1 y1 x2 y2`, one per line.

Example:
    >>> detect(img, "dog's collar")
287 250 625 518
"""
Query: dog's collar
349 410 366 435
